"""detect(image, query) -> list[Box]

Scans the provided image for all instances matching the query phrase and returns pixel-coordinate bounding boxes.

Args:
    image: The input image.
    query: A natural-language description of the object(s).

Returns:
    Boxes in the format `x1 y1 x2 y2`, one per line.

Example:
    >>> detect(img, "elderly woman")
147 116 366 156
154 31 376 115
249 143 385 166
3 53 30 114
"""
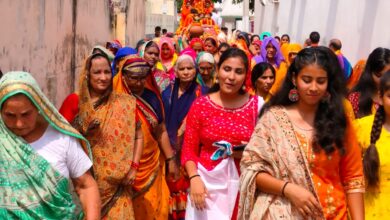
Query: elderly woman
0 71 100 219
113 55 179 220
196 51 216 88
61 53 143 219
162 53 208 219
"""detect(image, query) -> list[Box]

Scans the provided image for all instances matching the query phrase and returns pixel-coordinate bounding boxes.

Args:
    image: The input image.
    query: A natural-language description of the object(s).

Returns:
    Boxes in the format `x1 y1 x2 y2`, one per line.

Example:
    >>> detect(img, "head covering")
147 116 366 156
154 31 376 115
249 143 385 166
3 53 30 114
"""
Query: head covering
284 43 302 65
106 39 122 50
196 51 215 65
195 51 216 86
113 55 165 121
260 31 272 41
252 40 262 47
111 47 138 76
113 55 160 95
238 32 250 47
254 37 285 68
0 71 90 219
189 37 204 49
122 57 151 77
139 40 159 59
158 37 176 60
180 48 197 62
91 45 115 62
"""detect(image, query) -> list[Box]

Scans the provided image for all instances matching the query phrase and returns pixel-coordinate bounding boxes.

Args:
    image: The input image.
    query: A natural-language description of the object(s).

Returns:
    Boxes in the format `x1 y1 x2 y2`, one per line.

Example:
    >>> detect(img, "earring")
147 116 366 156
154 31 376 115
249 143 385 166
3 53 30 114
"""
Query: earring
288 87 299 102
241 85 246 91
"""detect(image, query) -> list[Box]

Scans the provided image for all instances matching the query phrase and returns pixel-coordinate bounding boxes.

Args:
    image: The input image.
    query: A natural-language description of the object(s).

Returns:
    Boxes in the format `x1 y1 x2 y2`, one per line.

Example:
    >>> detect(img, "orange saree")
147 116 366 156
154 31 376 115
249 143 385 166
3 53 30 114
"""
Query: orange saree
131 97 170 220
113 56 170 220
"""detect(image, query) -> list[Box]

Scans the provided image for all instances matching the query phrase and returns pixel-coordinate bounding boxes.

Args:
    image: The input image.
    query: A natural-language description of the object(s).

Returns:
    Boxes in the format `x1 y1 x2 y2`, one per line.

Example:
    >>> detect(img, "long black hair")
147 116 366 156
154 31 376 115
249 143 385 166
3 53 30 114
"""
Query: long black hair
208 48 248 95
263 46 347 155
363 70 390 189
251 62 276 89
351 47 390 118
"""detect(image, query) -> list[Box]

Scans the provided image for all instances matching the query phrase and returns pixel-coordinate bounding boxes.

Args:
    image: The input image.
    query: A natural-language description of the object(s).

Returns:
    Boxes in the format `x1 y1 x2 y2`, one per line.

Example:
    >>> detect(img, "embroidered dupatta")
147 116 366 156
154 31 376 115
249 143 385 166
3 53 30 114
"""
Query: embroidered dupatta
0 71 90 219
239 106 323 220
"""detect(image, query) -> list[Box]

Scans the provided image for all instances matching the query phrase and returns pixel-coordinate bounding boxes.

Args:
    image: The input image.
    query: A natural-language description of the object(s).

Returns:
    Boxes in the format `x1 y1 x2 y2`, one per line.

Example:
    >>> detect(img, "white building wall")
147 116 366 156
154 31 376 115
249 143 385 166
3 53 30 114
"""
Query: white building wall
145 0 176 35
254 0 390 64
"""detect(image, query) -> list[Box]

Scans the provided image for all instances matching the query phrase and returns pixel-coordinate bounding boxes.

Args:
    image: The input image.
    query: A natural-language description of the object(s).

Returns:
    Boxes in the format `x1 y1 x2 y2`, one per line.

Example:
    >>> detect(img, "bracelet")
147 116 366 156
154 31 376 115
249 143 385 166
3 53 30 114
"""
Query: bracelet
165 155 175 163
189 174 200 181
131 161 139 170
281 182 289 197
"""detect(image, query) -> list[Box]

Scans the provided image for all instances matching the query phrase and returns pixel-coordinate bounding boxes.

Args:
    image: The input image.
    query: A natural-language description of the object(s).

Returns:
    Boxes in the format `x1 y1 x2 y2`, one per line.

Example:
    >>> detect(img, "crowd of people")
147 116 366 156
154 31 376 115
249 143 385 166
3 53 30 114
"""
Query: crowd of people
1 26 390 220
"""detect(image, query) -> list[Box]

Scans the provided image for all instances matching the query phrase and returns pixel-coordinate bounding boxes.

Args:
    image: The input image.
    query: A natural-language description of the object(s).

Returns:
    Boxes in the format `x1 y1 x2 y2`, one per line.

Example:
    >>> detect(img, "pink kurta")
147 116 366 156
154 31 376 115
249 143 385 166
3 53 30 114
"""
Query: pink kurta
181 95 259 219
181 95 259 170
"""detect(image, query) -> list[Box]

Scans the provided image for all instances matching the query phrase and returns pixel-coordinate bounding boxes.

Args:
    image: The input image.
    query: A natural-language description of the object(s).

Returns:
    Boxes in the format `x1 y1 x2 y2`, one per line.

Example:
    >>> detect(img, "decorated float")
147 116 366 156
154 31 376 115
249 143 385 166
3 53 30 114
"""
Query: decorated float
176 0 221 39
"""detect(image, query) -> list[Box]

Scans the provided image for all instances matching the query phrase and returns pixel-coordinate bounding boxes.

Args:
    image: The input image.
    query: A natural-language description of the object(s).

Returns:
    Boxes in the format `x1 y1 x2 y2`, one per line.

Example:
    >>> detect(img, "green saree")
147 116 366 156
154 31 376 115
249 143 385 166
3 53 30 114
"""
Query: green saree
0 71 91 219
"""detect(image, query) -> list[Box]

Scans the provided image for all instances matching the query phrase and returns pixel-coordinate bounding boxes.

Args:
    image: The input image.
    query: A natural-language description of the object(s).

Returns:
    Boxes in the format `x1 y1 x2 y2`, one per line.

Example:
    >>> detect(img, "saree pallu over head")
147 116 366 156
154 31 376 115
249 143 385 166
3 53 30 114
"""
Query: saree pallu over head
158 37 178 82
111 47 138 77
91 45 115 62
195 51 216 87
74 55 137 218
254 37 285 68
113 55 170 219
114 55 165 120
0 71 90 219
139 40 171 92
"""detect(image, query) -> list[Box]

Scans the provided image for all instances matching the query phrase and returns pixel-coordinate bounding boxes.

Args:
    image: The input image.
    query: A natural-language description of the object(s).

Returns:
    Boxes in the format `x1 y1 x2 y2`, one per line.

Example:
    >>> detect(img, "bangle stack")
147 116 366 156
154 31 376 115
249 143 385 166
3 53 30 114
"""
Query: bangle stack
281 182 289 197
131 161 139 170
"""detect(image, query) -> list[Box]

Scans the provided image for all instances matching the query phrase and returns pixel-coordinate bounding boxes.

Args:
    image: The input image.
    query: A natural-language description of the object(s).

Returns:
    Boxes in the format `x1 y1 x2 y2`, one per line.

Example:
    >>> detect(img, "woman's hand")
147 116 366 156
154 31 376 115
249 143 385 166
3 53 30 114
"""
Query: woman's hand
122 168 137 186
284 183 323 218
189 176 208 211
167 160 180 181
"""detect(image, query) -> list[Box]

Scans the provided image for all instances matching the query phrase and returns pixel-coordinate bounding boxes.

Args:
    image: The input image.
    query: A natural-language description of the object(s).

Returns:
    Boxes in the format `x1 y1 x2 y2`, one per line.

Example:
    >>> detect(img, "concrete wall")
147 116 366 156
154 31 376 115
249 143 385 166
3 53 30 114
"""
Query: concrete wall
0 0 145 107
254 0 390 64
144 0 176 35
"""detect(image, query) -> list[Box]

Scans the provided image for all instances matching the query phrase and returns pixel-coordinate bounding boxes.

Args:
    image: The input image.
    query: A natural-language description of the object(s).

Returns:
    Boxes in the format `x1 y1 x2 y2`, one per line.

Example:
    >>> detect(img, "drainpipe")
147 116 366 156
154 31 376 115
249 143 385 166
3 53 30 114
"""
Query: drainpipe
70 0 77 91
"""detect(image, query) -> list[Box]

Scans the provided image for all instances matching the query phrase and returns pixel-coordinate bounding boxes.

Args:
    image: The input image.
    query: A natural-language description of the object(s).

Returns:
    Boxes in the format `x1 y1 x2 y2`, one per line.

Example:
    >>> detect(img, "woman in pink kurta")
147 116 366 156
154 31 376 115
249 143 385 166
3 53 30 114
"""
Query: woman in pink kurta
181 95 259 171
181 48 262 220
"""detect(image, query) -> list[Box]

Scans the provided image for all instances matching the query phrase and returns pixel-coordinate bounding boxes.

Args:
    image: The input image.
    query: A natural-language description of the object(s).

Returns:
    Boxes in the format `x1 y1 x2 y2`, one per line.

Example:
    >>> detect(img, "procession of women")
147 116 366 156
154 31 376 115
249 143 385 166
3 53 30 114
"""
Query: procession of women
1 0 390 219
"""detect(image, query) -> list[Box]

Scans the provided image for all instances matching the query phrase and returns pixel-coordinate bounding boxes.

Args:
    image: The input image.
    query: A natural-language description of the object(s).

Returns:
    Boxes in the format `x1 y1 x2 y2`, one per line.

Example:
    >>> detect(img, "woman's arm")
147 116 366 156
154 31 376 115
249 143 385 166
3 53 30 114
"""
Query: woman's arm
347 193 364 220
123 123 144 185
72 171 101 220
156 123 179 180
185 160 208 211
133 124 143 165
256 172 322 217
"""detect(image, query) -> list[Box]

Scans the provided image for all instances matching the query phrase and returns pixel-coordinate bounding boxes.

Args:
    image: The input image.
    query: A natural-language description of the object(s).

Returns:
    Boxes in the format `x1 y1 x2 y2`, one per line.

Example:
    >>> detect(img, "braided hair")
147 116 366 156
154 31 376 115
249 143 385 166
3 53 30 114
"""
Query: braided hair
364 70 390 189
